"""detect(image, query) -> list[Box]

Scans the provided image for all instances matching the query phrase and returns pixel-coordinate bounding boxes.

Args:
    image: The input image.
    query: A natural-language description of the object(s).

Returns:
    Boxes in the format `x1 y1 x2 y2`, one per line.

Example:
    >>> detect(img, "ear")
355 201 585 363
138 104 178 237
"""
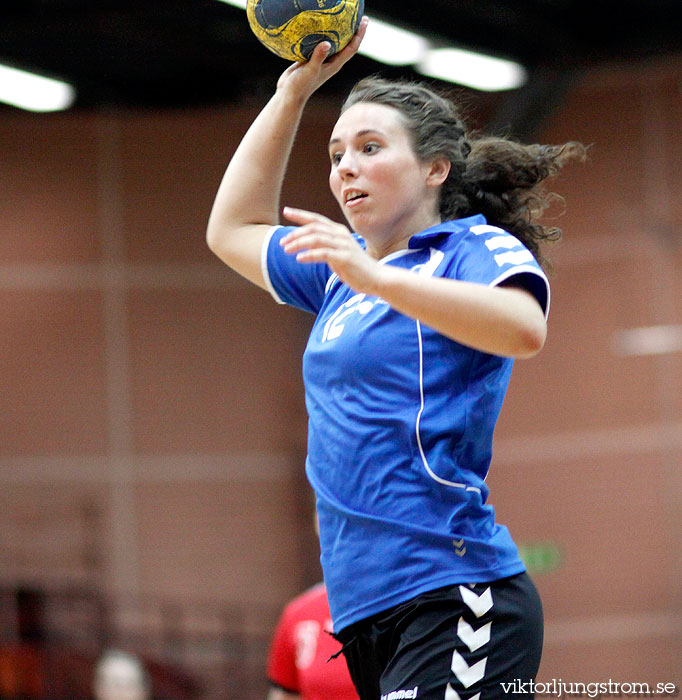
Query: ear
425 157 451 187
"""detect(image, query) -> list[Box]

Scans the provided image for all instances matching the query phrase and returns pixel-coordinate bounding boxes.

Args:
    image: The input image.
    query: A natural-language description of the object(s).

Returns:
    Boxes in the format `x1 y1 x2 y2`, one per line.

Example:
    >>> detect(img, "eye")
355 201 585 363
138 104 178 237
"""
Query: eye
330 151 343 165
363 142 380 154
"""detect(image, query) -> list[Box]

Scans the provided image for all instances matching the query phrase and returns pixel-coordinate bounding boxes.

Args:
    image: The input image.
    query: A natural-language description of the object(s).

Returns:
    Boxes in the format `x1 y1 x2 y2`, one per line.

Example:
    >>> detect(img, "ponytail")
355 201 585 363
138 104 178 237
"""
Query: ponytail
455 138 587 269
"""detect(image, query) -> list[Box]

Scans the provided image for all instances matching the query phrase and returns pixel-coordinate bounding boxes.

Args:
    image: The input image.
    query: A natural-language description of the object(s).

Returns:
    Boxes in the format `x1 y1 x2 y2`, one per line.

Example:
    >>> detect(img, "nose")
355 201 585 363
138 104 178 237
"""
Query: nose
336 149 358 177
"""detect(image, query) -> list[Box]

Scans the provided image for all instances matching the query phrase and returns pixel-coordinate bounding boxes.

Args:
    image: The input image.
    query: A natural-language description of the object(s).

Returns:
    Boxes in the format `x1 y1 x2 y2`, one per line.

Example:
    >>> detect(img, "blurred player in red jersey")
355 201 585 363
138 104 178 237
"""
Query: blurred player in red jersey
266 582 359 700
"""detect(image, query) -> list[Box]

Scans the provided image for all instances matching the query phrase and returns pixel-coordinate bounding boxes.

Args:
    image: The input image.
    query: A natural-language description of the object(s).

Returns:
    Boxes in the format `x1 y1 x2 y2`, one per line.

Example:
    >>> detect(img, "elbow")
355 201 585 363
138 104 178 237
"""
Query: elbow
205 217 222 255
515 319 547 359
206 229 220 257
206 216 234 260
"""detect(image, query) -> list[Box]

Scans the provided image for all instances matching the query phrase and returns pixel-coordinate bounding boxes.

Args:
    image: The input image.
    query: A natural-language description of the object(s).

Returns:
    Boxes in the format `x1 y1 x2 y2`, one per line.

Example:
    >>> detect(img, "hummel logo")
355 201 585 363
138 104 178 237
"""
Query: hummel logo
381 686 418 700
452 538 466 557
450 650 487 688
459 586 493 618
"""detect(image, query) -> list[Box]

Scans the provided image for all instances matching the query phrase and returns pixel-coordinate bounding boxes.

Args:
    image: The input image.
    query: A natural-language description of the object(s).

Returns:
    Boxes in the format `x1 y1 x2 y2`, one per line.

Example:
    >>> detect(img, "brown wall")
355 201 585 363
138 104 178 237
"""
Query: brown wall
0 56 680 691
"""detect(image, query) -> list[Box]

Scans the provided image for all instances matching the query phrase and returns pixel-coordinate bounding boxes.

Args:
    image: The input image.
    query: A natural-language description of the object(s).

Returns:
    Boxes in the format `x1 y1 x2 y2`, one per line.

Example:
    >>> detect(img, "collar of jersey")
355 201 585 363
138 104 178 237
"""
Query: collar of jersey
407 214 487 249
351 214 487 256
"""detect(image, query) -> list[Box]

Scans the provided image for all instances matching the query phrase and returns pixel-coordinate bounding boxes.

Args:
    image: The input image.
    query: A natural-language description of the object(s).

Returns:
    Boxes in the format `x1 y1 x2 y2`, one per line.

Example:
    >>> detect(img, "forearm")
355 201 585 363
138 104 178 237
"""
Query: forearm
371 266 547 358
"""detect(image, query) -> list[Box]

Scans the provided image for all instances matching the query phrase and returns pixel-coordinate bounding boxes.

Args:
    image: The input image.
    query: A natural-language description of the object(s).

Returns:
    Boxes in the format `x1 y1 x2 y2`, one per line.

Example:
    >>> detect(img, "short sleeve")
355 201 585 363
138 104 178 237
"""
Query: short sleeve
261 225 332 314
445 222 550 317
266 604 299 693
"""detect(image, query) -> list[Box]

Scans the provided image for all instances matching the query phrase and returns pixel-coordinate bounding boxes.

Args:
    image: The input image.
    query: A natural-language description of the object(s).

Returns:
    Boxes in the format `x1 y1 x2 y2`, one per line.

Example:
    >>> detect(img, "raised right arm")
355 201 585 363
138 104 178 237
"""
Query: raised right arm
206 20 368 290
205 86 307 290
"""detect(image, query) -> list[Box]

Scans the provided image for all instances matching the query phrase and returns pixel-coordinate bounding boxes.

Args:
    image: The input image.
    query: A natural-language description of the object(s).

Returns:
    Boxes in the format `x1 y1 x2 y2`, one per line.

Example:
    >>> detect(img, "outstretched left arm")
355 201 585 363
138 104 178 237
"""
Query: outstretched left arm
367 269 547 358
280 207 547 359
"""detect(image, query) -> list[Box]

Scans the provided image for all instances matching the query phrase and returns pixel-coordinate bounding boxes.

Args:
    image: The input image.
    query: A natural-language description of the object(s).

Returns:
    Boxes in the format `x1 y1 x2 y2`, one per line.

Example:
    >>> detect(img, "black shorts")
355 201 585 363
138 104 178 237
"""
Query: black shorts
334 572 543 700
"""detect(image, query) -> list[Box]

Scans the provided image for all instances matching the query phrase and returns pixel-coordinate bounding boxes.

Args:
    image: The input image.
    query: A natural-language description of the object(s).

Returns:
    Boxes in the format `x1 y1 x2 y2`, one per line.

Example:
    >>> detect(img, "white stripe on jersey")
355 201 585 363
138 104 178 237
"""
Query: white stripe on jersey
413 248 445 277
325 272 339 294
470 224 506 236
494 249 535 266
484 236 522 252
415 319 482 495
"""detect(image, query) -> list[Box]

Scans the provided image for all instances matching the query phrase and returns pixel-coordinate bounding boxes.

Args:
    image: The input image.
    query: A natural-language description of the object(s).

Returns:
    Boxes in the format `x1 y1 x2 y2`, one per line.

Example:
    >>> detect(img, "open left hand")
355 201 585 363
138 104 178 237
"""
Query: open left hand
280 206 381 294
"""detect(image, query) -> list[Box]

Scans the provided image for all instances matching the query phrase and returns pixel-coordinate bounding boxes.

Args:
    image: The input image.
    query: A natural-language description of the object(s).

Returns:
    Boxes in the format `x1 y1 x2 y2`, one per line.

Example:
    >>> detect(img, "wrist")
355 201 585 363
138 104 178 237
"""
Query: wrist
274 82 310 112
367 263 399 298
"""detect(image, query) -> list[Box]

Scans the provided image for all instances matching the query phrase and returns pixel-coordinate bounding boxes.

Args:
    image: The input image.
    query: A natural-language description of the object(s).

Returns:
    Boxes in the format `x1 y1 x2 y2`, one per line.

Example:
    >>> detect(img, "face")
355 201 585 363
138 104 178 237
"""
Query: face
328 102 447 253
93 657 148 700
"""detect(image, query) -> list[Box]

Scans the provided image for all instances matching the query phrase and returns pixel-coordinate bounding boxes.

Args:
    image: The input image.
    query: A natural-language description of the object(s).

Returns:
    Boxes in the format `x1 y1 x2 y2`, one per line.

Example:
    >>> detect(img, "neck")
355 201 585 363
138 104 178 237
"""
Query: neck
363 212 442 260
365 236 410 260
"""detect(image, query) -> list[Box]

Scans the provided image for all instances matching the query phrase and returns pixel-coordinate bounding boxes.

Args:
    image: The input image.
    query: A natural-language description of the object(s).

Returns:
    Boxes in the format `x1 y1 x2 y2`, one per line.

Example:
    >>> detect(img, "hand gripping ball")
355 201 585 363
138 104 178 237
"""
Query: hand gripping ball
246 0 364 62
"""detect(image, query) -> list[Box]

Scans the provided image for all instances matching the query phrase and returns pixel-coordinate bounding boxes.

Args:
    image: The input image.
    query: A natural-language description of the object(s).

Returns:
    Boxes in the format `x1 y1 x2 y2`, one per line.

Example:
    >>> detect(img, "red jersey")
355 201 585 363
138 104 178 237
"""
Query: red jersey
267 584 359 700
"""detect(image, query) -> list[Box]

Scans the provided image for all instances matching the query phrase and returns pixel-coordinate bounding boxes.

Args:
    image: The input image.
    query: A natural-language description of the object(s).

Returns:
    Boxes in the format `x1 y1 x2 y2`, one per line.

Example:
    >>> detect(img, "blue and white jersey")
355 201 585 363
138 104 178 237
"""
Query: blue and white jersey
262 214 549 632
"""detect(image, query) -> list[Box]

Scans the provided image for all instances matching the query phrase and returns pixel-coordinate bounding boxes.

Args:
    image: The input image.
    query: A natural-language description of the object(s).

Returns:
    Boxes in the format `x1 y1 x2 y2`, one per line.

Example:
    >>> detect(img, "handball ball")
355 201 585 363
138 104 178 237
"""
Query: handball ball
246 0 364 62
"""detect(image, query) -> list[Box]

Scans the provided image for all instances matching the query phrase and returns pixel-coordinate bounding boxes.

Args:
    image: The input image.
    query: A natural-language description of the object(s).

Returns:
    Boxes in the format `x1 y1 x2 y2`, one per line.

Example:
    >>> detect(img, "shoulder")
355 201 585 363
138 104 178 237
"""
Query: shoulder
409 216 532 269
416 217 549 312
438 218 526 253
410 215 521 255
430 217 539 269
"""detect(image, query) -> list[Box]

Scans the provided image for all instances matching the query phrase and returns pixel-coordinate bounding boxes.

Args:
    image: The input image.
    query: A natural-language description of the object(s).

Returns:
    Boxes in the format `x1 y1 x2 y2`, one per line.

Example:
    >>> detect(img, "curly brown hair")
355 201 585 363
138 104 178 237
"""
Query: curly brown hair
341 76 587 271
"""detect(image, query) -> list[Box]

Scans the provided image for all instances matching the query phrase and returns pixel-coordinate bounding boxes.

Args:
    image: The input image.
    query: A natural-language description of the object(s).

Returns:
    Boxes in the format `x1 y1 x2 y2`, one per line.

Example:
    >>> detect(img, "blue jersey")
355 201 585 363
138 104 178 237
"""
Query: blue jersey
262 215 549 632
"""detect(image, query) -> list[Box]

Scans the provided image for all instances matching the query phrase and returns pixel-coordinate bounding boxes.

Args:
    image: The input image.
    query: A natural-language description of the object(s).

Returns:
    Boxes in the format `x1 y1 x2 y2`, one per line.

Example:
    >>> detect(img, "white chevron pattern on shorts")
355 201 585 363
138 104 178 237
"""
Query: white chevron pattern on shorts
457 617 492 652
450 650 487 688
444 684 480 700
458 585 493 618
444 585 494 699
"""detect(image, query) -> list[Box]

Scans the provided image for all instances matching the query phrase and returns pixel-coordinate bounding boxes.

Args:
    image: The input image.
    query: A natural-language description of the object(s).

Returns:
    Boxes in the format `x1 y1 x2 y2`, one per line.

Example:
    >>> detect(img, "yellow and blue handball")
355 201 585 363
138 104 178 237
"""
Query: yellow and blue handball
246 0 364 62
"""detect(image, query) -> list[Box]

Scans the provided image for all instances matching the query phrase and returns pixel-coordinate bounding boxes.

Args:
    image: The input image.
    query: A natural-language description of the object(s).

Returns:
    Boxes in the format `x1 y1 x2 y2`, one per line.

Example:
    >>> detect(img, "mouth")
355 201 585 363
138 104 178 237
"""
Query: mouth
343 189 368 207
